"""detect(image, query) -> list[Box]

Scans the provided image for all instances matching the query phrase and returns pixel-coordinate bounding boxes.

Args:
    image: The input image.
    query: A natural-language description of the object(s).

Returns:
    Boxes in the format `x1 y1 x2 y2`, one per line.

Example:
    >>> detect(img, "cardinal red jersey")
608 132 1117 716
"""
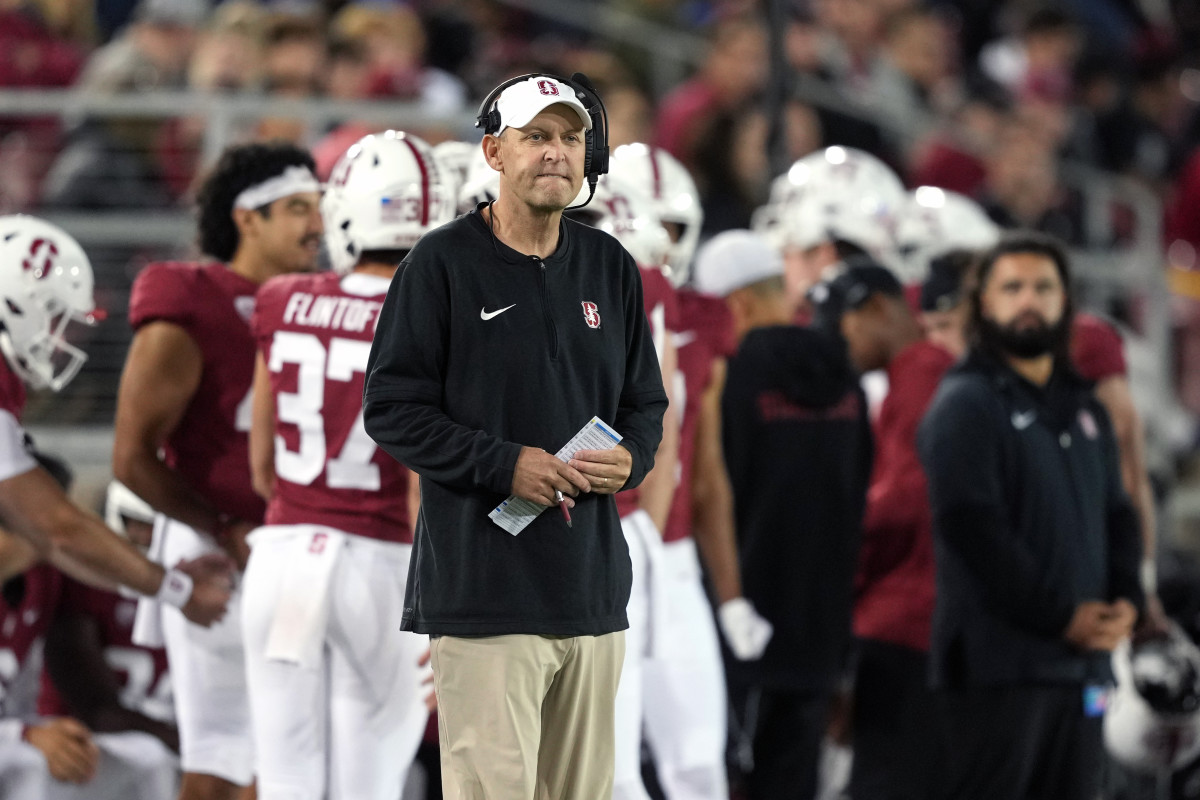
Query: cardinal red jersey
128 261 266 523
38 577 173 723
252 271 413 543
0 564 61 718
661 289 735 544
0 357 27 421
1071 312 1128 384
853 340 954 652
0 357 35 484
615 267 679 521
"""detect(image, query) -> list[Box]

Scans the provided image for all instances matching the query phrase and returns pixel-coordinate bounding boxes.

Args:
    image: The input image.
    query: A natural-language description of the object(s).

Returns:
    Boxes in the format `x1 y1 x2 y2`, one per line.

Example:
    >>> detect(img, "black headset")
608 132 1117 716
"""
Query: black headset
475 72 610 208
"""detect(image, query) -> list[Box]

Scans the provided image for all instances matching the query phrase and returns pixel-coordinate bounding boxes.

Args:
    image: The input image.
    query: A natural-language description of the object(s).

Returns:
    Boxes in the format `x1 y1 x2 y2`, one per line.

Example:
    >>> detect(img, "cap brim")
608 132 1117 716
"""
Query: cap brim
500 100 592 134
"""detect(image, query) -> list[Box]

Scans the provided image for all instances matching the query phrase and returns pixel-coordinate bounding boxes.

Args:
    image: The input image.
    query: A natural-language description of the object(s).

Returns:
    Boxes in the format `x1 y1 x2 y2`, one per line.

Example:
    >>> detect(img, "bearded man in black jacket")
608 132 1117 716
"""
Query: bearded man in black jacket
918 233 1143 800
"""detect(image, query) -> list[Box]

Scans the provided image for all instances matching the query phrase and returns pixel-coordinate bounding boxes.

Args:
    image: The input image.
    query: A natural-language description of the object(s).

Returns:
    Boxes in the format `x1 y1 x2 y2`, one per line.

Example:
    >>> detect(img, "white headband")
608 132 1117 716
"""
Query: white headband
233 165 321 210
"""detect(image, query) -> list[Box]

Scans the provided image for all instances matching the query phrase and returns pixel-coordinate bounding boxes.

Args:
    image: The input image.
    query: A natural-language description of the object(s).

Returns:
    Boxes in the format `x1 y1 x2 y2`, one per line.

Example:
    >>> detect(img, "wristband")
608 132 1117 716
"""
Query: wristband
1140 558 1157 596
156 568 194 609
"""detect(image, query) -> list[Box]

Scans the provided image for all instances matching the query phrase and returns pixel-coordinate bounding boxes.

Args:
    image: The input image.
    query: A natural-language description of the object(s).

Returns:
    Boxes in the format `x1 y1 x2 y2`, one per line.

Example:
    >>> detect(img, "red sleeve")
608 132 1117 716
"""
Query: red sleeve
1167 149 1200 249
1071 314 1127 383
695 294 735 358
251 275 296 352
128 262 197 333
639 267 680 333
0 360 27 419
857 343 954 589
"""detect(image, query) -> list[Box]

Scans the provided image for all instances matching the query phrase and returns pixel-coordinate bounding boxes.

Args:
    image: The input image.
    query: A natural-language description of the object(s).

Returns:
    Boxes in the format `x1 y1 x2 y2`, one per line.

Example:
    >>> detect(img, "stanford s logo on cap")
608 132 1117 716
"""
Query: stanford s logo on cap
582 302 601 329
537 79 560 96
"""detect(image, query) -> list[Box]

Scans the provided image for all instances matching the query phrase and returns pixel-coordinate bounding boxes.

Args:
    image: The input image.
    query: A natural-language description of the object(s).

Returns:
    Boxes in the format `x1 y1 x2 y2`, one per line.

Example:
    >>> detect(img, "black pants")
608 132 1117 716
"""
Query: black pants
848 640 943 800
936 684 1103 800
731 684 830 800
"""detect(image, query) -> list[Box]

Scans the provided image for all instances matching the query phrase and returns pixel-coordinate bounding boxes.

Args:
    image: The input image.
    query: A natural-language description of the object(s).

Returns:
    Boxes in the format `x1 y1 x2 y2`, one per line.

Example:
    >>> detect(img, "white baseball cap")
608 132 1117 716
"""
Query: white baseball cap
491 76 593 136
693 230 784 298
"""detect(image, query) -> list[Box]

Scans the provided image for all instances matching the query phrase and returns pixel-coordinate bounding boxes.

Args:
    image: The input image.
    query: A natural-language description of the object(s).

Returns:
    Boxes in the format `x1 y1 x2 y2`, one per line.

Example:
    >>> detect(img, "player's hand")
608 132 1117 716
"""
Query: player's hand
418 646 437 713
511 447 590 507
220 519 256 572
24 717 99 784
176 553 235 627
1064 599 1136 652
569 444 633 494
718 597 774 660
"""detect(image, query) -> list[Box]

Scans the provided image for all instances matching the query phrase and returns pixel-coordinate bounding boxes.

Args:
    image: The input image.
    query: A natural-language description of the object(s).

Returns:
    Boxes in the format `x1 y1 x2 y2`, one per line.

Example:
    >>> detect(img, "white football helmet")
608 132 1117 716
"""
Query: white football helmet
1105 626 1200 773
457 146 500 215
321 130 455 274
751 146 906 273
897 186 1001 283
0 215 97 391
431 140 477 206
609 144 703 287
568 173 670 271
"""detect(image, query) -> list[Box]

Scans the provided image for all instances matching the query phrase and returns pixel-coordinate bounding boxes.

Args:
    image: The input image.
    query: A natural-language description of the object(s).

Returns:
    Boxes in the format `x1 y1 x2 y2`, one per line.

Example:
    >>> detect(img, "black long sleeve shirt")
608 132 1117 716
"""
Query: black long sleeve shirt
363 206 668 636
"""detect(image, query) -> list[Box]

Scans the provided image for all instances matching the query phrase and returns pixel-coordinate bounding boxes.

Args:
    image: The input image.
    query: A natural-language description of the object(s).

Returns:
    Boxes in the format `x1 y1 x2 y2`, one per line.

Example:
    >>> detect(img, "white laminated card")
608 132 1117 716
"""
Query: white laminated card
489 417 623 535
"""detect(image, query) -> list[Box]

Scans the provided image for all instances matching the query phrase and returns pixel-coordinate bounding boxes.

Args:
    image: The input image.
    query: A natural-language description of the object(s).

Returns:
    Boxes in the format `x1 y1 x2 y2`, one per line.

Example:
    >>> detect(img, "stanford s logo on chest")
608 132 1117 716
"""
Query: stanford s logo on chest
581 302 601 329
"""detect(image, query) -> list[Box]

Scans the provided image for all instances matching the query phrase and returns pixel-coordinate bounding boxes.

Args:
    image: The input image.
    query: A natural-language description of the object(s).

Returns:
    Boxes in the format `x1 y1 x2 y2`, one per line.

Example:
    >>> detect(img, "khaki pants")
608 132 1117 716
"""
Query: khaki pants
431 631 625 800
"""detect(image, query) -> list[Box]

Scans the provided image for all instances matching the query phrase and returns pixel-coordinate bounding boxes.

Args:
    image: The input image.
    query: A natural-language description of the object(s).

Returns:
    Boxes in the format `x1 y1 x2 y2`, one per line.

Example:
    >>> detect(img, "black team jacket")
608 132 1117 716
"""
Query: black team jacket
362 206 668 637
917 351 1144 688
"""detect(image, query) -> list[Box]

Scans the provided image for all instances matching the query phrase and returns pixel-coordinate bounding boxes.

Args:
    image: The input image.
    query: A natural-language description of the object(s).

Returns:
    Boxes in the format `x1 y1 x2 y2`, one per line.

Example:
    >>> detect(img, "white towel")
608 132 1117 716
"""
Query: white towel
130 515 169 648
253 526 345 669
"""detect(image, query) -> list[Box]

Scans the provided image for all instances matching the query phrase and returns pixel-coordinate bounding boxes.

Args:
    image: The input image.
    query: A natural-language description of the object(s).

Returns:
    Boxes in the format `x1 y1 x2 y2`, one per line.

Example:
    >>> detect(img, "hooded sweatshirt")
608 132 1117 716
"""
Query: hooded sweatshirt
722 325 873 691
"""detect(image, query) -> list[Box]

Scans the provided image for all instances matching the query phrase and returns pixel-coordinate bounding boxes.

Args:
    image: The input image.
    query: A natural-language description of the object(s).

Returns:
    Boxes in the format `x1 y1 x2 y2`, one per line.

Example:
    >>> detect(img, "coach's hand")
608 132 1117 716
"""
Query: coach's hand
569 444 633 494
512 447 590 507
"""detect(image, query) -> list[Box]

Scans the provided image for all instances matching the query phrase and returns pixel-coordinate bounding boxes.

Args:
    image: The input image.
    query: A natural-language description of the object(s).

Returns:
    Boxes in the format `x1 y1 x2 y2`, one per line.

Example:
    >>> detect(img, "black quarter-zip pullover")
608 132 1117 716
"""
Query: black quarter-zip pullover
363 205 668 635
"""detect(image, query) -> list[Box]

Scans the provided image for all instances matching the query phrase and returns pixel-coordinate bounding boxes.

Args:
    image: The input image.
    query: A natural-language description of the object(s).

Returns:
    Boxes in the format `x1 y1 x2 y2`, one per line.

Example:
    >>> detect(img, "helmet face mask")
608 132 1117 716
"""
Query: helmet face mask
610 144 702 287
321 131 455 274
0 215 96 392
568 173 670 271
456 146 500 215
896 187 1000 283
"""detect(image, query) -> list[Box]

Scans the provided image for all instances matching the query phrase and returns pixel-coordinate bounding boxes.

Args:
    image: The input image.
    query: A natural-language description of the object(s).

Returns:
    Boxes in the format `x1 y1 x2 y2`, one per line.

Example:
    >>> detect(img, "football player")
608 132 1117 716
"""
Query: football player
2 456 183 800
40 480 178 798
751 146 908 321
0 215 230 631
111 142 323 800
612 144 772 800
567 169 681 800
244 130 453 800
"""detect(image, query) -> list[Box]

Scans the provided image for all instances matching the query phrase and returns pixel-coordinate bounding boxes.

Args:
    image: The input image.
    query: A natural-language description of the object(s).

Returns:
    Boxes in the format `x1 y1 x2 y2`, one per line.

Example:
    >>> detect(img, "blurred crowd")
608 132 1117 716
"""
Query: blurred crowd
1 0 1199 243
6 0 1200 418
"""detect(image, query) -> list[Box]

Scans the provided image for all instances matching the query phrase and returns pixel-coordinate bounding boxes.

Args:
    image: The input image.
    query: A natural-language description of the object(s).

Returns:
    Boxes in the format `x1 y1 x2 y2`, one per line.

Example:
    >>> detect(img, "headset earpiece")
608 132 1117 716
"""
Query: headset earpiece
474 72 610 204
